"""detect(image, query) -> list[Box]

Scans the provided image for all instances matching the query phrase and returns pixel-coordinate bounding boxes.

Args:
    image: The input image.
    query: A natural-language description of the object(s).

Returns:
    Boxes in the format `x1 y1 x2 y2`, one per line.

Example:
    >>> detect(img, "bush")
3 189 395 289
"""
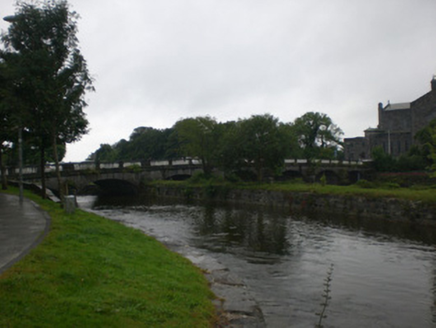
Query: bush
380 182 401 189
224 173 243 183
355 179 376 189
124 164 142 173
188 172 209 184
320 174 327 186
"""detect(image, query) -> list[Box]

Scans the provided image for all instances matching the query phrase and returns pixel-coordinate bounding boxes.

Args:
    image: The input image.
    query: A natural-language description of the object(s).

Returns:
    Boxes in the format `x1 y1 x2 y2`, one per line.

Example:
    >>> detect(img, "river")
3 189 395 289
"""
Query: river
78 195 436 327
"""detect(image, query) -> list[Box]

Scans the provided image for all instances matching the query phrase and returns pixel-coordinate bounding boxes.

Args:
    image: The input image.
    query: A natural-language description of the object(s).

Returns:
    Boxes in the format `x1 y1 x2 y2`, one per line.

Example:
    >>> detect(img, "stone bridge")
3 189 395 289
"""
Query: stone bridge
4 158 366 195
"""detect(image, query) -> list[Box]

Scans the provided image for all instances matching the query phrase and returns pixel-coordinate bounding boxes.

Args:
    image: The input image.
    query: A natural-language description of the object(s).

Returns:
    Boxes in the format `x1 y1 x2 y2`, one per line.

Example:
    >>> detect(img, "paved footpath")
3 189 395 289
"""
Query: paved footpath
0 193 50 274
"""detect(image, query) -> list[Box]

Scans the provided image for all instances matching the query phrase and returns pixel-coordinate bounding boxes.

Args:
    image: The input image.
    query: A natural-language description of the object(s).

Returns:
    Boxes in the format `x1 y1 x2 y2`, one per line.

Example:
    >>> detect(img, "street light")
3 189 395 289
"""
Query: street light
3 14 24 205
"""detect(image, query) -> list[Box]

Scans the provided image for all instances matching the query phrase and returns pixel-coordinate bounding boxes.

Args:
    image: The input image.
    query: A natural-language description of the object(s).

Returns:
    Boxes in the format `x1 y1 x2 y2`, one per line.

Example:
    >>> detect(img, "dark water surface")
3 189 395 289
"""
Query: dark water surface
78 196 436 327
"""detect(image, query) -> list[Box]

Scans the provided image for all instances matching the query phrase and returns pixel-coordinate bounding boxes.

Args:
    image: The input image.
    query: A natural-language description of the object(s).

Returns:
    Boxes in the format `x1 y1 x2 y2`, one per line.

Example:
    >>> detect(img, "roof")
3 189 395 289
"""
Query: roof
384 102 411 111
364 127 381 132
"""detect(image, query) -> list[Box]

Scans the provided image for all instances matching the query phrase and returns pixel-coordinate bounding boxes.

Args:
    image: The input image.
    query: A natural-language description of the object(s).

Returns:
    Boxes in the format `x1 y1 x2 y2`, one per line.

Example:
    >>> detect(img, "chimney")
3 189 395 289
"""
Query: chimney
378 102 384 110
378 102 383 129
431 76 436 91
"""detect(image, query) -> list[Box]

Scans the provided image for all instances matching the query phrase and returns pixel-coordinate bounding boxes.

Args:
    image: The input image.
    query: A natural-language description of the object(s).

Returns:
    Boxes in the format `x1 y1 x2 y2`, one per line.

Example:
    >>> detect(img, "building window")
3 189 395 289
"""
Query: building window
405 140 409 152
397 140 401 154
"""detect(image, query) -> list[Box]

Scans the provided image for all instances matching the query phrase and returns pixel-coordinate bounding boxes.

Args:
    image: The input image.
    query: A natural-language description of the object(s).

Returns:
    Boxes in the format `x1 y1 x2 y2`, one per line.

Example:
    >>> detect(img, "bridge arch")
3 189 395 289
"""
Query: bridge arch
348 170 363 184
91 179 138 196
280 170 304 181
315 170 340 185
165 174 192 181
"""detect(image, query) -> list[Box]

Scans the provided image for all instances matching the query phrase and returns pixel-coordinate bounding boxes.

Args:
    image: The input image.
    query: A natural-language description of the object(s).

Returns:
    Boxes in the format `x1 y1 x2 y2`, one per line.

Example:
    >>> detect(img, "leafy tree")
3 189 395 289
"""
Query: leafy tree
429 129 436 176
370 146 397 172
124 127 172 161
0 62 13 189
1 0 93 199
220 114 291 181
173 116 219 176
415 119 436 175
88 127 175 162
88 144 118 162
396 153 427 171
414 118 436 170
292 112 343 160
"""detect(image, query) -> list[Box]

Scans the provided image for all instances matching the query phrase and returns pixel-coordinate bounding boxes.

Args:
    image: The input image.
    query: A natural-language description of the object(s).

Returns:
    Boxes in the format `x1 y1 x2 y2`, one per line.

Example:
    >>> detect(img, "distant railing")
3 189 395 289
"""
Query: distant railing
2 158 363 177
284 159 363 165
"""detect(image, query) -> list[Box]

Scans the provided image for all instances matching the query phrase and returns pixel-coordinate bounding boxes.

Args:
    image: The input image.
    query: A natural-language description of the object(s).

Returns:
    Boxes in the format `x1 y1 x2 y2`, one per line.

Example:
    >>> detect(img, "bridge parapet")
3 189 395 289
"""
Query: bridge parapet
3 158 364 179
284 159 363 166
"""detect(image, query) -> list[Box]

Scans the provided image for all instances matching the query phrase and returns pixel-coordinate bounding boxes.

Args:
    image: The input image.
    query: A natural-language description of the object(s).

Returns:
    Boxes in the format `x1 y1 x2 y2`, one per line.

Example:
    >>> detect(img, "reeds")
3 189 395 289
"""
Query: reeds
315 263 334 328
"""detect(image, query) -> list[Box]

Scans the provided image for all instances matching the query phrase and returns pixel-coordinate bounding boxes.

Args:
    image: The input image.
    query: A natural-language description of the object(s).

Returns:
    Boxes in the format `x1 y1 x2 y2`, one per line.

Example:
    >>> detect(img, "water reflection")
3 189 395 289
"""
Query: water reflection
80 195 436 327
194 205 290 256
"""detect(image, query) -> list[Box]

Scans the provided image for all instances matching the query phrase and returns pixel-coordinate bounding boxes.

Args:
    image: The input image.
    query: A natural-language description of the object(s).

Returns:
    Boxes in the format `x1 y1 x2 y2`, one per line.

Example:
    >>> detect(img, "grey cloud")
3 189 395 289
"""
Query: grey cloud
1 0 435 161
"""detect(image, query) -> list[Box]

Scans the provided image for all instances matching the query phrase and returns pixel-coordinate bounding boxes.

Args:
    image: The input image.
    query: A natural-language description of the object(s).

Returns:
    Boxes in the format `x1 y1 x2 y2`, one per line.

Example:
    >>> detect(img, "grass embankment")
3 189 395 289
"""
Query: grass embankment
0 188 216 328
252 182 436 203
151 178 436 203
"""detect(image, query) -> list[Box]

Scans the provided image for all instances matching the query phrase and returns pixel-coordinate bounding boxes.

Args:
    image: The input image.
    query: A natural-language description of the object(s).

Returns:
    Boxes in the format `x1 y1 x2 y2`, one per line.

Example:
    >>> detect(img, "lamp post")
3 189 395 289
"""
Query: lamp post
17 128 23 205
3 14 24 205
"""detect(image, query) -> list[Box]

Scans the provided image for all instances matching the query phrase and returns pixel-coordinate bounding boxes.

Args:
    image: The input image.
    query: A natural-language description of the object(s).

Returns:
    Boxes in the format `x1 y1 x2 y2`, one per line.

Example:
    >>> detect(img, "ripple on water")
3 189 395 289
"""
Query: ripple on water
77 196 436 328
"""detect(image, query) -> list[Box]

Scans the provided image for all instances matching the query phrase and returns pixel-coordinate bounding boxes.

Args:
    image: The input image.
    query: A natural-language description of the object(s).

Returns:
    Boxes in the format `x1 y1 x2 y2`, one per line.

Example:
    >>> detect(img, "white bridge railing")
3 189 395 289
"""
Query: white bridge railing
284 159 363 165
3 158 363 176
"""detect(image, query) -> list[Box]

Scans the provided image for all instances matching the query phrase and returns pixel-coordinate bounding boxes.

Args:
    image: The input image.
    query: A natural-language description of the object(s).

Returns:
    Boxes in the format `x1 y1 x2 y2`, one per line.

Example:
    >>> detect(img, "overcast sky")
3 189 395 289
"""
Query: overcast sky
2 0 436 162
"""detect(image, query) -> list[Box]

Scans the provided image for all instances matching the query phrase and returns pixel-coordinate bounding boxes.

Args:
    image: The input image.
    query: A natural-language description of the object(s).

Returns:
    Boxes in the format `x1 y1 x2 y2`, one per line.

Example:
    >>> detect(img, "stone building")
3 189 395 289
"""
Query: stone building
344 78 436 161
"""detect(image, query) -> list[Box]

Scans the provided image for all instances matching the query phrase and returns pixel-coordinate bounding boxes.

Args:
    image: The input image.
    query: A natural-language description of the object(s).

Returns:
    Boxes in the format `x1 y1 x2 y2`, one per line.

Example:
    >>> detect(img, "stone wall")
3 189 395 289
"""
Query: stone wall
380 107 411 132
344 137 366 161
411 86 436 140
146 185 436 226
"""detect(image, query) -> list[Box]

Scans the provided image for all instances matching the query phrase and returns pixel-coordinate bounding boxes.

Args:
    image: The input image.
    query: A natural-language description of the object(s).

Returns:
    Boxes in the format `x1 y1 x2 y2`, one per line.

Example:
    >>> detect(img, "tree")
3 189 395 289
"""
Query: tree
87 127 175 162
292 112 343 160
1 0 93 200
124 127 172 161
88 143 118 162
370 146 397 172
220 114 291 181
415 118 436 175
428 128 436 176
0 62 14 189
173 116 219 176
0 52 30 190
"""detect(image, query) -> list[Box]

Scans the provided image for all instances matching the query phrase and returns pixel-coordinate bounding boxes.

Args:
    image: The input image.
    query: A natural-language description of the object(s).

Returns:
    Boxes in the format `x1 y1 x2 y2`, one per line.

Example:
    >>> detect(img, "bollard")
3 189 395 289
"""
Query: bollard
64 195 76 214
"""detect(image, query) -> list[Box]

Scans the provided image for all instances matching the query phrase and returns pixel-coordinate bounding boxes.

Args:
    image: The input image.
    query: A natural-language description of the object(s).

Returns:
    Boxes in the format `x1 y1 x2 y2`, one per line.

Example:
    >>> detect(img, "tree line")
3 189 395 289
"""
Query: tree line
89 113 436 181
0 0 93 198
88 112 344 181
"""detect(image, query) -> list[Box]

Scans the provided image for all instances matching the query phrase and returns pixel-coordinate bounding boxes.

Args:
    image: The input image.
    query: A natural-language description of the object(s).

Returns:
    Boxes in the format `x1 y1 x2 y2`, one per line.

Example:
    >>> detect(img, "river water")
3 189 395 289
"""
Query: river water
78 196 436 327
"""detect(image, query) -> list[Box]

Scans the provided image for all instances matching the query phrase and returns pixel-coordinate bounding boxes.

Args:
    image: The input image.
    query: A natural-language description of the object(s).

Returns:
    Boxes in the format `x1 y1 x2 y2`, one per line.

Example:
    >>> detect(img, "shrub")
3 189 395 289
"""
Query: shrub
124 164 142 173
320 174 327 186
380 182 401 189
355 179 375 189
188 171 209 184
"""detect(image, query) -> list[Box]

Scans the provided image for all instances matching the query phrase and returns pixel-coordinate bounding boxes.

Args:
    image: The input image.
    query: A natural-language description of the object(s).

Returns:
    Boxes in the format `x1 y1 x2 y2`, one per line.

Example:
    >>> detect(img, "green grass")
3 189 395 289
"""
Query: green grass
253 181 436 203
150 178 436 203
0 188 216 328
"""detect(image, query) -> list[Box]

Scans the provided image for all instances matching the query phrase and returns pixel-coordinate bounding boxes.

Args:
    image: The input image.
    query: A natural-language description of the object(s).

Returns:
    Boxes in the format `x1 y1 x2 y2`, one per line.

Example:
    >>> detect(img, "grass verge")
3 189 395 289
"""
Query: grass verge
0 188 216 328
251 182 436 203
150 179 436 203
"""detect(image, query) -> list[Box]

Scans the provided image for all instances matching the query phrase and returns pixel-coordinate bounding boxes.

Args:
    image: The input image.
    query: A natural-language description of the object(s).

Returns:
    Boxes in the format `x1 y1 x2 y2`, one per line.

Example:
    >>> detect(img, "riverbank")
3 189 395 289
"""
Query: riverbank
0 188 217 327
146 181 436 225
